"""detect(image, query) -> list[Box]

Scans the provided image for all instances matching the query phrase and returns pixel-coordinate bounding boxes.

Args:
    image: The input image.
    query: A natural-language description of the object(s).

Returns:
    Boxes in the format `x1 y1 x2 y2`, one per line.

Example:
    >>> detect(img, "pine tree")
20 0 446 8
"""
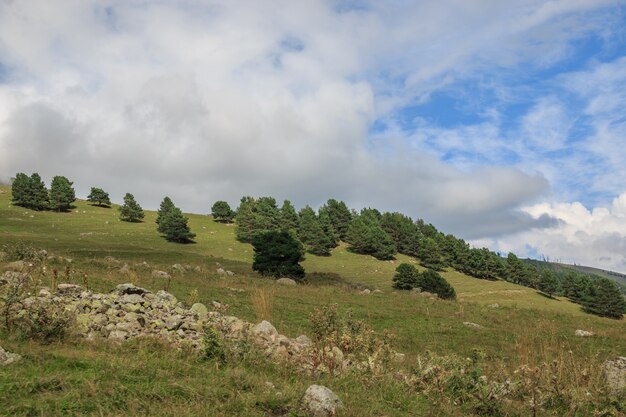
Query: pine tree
539 269 559 298
156 197 175 232
49 176 76 212
211 200 235 223
416 269 456 300
87 187 111 207
323 199 352 240
582 278 626 319
345 211 396 260
11 173 30 207
119 193 144 222
392 263 419 290
26 173 49 210
417 237 444 271
318 208 339 248
298 206 333 256
235 196 257 242
279 200 299 231
252 230 305 280
160 206 196 243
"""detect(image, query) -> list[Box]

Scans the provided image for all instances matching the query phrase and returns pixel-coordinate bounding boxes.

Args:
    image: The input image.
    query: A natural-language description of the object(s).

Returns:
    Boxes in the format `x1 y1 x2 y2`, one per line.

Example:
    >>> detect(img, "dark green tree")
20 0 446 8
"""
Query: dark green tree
11 173 30 207
346 210 396 260
417 237 444 271
381 212 421 257
539 269 559 298
392 263 419 290
211 200 235 223
159 206 196 243
119 193 144 222
581 278 626 319
279 200 299 231
298 206 333 256
322 199 352 240
252 230 305 280
86 187 111 207
156 197 175 232
235 196 257 242
25 173 49 210
49 176 75 212
416 269 456 300
318 208 339 248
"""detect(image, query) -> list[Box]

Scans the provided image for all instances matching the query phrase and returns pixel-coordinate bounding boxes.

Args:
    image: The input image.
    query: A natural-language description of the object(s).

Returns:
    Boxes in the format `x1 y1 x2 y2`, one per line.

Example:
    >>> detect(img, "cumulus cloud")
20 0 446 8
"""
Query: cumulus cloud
0 0 621 244
475 192 626 272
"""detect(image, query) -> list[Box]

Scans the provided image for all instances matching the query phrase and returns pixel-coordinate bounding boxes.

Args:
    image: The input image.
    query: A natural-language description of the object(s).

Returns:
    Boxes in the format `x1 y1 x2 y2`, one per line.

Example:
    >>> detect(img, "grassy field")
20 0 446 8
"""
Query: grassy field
1 185 624 416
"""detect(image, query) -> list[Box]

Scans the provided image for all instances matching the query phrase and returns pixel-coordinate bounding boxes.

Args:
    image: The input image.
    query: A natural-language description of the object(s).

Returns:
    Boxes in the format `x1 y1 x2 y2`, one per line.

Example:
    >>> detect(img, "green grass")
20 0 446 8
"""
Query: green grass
1 186 625 416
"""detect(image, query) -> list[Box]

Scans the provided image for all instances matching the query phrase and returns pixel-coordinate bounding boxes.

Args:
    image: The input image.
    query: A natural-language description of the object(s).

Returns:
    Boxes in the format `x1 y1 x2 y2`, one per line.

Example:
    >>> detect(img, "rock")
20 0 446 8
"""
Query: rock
0 251 6 261
151 270 170 280
393 352 406 363
276 278 297 286
104 256 120 265
0 346 21 366
116 283 150 295
411 287 422 293
165 316 183 330
252 320 278 341
119 264 130 274
603 356 626 395
57 283 84 296
0 271 29 286
372 289 383 294
575 329 594 337
360 289 371 295
156 290 177 305
4 260 28 272
38 287 51 297
108 330 128 342
191 303 209 319
216 268 226 275
301 385 343 417
295 335 312 346
488 303 500 309
226 270 235 276
463 322 482 329
119 294 145 304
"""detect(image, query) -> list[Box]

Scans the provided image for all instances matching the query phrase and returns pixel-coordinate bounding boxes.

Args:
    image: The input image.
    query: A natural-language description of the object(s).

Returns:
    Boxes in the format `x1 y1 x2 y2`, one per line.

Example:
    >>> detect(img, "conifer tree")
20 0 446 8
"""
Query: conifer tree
345 210 396 260
49 176 76 212
539 269 559 298
582 278 626 319
160 206 196 243
318 209 339 247
119 193 144 222
156 197 175 232
416 269 456 299
252 230 305 280
11 173 30 207
279 200 299 231
211 200 235 223
323 199 352 240
87 187 111 207
298 206 333 256
26 173 49 210
235 196 257 243
392 263 419 290
417 237 444 271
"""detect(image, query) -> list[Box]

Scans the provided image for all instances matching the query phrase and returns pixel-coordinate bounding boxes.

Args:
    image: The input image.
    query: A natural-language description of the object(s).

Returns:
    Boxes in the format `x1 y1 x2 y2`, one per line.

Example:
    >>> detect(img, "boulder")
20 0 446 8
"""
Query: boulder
191 303 209 319
252 320 278 342
116 283 151 296
0 346 21 366
56 283 84 296
216 268 226 275
603 356 626 395
301 385 343 417
372 289 383 294
156 290 177 305
575 329 594 337
172 263 186 273
276 278 297 286
151 270 170 280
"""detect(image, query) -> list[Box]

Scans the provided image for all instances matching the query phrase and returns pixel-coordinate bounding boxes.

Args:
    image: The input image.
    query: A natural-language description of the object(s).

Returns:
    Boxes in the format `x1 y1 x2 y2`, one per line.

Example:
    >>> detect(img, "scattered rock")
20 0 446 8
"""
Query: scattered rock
603 356 626 395
119 264 130 274
116 283 151 296
216 268 226 275
295 335 312 346
360 289 371 295
276 278 297 286
301 385 343 417
226 270 235 276
463 322 482 329
575 329 594 337
171 264 185 274
0 346 21 366
151 270 170 280
372 289 383 294
488 303 500 309
252 320 278 342
56 283 84 296
191 303 209 319
0 271 29 286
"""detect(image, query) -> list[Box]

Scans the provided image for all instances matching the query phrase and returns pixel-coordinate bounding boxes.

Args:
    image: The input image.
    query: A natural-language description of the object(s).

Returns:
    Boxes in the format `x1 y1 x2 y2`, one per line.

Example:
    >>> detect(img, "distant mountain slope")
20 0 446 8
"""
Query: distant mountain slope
524 259 626 293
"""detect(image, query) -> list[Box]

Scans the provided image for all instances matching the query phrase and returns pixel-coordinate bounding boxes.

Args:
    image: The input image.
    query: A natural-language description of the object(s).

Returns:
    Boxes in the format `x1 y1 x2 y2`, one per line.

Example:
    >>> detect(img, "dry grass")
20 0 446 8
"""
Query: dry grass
250 287 273 322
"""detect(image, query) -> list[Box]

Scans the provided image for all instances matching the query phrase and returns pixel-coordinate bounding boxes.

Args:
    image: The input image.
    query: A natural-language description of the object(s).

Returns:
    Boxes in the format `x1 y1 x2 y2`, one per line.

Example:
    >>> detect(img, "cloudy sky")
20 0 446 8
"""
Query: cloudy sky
1 0 626 271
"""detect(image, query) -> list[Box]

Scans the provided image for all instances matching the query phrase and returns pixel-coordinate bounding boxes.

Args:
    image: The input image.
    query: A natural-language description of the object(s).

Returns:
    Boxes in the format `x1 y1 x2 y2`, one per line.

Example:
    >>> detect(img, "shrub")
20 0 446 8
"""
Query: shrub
202 327 227 364
392 263 419 290
416 269 456 299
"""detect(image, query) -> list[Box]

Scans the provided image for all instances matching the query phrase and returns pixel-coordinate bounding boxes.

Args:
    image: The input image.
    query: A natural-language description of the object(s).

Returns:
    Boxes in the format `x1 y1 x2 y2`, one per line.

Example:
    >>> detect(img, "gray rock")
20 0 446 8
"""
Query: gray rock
252 320 278 341
301 385 343 417
0 346 21 366
118 264 130 274
372 289 383 294
360 289 371 295
575 329 594 337
0 271 29 286
295 335 312 346
216 268 226 275
191 303 208 319
171 264 185 273
108 330 128 342
56 283 84 295
116 283 151 295
276 278 297 286
603 356 626 395
165 316 183 330
226 270 235 276
151 270 170 280
156 290 177 304
463 322 482 329
119 293 145 304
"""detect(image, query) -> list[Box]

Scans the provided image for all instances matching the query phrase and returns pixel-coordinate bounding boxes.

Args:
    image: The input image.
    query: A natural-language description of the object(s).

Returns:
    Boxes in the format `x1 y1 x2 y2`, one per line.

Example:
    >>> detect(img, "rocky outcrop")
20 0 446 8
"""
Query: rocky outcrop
603 356 626 395
0 346 21 366
301 385 343 417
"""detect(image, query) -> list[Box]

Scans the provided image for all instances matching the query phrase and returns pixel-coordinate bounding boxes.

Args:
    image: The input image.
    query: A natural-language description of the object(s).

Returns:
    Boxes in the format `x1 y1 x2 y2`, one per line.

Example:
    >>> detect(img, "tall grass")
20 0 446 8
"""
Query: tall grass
250 287 273 322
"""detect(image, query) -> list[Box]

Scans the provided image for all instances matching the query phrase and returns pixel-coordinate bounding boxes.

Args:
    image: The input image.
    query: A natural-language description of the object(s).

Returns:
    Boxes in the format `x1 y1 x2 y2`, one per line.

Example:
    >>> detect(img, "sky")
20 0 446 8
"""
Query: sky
1 0 626 272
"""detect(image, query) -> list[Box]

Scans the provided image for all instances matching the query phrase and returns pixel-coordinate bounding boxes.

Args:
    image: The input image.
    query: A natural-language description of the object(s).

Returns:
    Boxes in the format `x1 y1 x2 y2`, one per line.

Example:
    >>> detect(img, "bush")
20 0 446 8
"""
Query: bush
202 327 227 364
416 269 456 300
392 263 419 290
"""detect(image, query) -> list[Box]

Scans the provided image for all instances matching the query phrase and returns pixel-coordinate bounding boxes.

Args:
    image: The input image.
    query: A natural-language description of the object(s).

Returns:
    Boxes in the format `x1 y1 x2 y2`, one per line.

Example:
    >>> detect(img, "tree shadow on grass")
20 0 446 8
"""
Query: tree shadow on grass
536 291 560 301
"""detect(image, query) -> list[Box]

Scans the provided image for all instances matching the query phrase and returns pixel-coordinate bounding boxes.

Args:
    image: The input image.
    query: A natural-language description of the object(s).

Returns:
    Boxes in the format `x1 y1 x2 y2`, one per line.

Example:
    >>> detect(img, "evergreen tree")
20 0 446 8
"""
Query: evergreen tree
255 197 281 231
11 173 30 207
87 187 111 207
279 200 299 231
505 253 525 283
160 206 196 243
392 263 419 290
119 193 144 222
252 230 305 280
211 200 235 223
298 206 333 256
235 196 257 242
345 210 396 260
26 173 49 210
235 196 281 242
582 278 626 319
417 237 444 271
156 197 175 232
318 208 339 248
323 199 352 240
539 269 559 298
381 212 421 257
49 176 76 212
416 269 456 300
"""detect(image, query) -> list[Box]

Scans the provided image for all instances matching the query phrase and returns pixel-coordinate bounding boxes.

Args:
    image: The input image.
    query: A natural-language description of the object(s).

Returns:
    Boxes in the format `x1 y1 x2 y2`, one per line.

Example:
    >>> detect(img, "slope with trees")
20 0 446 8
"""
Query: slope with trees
119 193 144 222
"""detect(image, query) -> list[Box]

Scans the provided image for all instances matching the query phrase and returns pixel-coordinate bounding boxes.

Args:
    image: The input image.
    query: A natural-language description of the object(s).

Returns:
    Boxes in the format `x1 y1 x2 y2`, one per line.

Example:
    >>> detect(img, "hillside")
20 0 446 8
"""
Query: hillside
1 185 625 416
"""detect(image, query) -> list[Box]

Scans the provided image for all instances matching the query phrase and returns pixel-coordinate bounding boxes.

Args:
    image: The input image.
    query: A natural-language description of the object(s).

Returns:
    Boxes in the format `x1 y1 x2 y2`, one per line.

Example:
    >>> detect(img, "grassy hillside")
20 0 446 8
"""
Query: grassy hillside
1 185 625 416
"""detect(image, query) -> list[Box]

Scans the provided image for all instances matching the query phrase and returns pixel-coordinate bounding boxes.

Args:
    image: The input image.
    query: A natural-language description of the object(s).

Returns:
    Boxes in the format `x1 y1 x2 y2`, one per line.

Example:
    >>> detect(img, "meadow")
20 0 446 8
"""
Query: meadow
0 185 624 416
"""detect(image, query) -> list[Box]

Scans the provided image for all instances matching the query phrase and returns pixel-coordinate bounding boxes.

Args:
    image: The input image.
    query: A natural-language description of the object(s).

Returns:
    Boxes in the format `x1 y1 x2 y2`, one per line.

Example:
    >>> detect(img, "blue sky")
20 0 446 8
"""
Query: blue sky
1 0 626 271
